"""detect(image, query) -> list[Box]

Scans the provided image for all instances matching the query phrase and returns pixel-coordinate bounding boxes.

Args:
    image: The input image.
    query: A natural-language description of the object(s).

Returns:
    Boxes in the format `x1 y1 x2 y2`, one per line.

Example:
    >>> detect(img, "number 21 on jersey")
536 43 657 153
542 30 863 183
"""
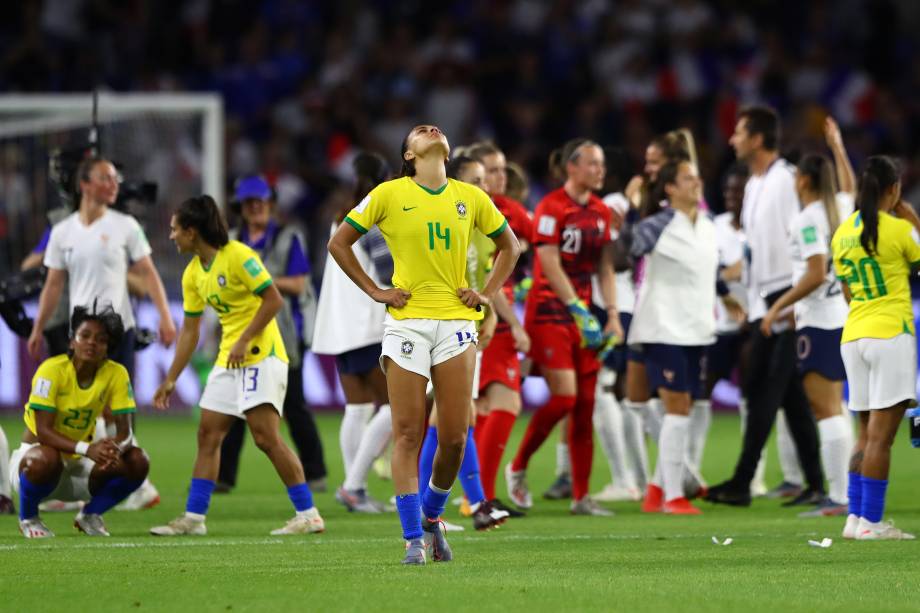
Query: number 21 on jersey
561 227 582 254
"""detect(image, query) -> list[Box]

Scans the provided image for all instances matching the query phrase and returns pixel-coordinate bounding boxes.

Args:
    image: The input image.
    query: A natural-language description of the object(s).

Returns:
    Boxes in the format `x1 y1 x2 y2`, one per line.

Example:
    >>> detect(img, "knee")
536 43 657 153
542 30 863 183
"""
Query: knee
122 447 150 481
20 445 63 484
197 426 225 453
438 434 466 460
250 428 281 454
393 422 424 451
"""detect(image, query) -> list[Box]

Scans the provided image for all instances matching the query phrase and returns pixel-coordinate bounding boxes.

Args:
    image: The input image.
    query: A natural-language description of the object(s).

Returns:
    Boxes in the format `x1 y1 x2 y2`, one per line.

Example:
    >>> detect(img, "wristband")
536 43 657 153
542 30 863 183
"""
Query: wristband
75 441 90 456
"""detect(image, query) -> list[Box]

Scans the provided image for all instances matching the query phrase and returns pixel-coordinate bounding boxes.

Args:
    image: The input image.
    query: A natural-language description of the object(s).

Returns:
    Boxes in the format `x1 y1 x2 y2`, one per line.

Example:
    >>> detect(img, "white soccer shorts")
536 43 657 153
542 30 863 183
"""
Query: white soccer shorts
841 333 918 411
380 315 478 380
10 442 93 502
199 355 288 418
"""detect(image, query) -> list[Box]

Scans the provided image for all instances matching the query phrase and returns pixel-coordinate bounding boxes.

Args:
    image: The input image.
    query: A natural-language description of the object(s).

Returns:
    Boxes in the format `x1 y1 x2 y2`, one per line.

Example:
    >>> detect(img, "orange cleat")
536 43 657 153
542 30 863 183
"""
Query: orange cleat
641 484 664 513
663 497 702 515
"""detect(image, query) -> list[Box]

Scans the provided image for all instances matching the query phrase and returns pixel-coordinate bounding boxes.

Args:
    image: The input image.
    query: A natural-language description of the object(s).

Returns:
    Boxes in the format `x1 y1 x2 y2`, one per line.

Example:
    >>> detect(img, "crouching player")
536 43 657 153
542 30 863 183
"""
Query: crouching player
13 304 149 538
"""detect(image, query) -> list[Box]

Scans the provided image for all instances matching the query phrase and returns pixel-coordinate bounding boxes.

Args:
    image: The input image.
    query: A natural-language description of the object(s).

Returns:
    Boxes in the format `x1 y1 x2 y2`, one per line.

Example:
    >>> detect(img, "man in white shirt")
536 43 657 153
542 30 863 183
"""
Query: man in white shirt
706 107 825 507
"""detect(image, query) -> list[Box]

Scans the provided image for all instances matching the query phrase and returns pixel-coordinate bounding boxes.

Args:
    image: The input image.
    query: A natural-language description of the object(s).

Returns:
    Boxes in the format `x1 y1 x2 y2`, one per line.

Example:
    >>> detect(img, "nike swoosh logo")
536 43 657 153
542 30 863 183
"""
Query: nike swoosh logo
402 206 418 211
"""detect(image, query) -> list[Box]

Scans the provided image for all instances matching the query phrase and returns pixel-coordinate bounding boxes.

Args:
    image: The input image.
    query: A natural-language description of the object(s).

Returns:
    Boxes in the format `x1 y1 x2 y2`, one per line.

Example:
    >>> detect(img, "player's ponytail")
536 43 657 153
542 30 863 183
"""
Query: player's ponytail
856 156 900 257
549 138 596 183
175 194 230 248
797 153 840 236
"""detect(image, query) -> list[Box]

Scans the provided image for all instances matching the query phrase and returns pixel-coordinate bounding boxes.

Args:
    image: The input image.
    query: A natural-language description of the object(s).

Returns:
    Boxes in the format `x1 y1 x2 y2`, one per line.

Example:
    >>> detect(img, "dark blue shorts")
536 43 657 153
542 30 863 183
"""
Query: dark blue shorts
796 327 846 381
643 343 708 399
592 305 633 373
335 343 383 376
706 331 744 383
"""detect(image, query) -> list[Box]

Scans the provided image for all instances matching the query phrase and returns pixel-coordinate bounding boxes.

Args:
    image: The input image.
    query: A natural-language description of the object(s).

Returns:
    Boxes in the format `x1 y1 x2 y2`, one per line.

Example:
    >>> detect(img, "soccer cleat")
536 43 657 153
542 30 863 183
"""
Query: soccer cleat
764 481 802 500
0 495 15 515
422 517 453 562
593 484 642 502
270 509 325 535
490 498 526 517
336 487 383 513
797 498 848 518
781 488 825 507
704 481 752 507
504 463 533 509
117 479 160 511
459 497 472 517
571 497 614 516
842 513 860 539
641 484 664 513
542 474 572 500
307 477 328 493
150 515 207 536
441 519 465 532
74 512 110 536
663 497 702 515
373 455 392 481
750 481 769 498
20 517 55 538
472 500 510 531
39 499 84 512
855 518 916 541
402 538 426 565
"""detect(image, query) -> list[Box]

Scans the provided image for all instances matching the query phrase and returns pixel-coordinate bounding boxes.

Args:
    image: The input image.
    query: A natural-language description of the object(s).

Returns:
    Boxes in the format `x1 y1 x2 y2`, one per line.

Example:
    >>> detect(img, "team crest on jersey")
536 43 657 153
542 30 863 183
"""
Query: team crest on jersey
400 340 415 356
455 201 468 219
217 274 227 287
663 369 675 383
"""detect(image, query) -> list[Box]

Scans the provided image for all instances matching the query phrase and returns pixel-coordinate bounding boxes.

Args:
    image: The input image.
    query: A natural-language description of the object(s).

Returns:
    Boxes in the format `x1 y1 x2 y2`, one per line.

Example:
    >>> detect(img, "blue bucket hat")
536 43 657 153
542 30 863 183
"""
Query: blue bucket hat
234 175 272 201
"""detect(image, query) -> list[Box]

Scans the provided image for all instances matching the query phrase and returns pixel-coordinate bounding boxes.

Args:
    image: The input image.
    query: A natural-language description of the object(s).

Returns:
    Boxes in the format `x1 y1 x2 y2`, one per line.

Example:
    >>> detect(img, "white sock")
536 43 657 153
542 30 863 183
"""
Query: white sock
739 398 768 494
555 442 571 478
645 398 664 442
343 404 392 491
651 452 663 488
184 512 206 522
686 399 711 474
297 506 319 518
776 409 803 486
0 425 10 498
340 403 374 476
623 400 650 489
818 415 852 504
659 414 690 502
593 370 637 490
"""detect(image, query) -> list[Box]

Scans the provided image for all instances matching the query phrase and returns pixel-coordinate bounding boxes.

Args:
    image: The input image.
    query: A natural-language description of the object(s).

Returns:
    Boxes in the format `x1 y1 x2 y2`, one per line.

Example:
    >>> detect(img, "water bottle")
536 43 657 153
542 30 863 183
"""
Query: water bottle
908 407 920 448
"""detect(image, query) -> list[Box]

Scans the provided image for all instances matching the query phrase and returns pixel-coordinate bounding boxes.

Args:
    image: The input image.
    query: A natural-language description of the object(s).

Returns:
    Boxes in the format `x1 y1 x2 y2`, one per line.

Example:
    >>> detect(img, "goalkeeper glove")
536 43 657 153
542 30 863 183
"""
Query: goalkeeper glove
566 298 604 349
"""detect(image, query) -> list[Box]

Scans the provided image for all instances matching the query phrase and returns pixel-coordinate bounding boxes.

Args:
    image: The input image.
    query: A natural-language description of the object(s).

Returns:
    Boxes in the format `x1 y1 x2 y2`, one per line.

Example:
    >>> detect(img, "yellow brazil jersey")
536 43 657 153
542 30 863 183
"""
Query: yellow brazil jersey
24 355 136 457
345 177 508 321
832 211 920 343
182 240 289 367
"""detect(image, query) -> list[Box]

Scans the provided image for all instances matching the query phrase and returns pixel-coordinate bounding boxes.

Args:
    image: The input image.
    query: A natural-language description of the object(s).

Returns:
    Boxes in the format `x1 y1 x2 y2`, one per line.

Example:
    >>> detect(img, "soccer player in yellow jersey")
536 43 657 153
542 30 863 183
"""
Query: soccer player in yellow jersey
832 156 920 541
151 195 324 537
12 305 149 538
329 125 521 564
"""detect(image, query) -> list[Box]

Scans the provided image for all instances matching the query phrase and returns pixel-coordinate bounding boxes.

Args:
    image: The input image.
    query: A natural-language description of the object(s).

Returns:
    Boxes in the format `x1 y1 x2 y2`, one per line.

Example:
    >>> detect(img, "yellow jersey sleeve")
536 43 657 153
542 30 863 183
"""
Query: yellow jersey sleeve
233 243 274 295
344 184 388 235
473 188 508 238
899 223 920 266
106 364 137 415
26 359 63 414
181 262 205 316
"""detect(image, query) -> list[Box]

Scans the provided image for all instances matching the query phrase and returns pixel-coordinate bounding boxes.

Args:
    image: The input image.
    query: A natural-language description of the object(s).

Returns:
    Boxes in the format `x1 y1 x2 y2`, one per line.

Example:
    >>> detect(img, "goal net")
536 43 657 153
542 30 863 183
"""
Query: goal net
0 93 223 409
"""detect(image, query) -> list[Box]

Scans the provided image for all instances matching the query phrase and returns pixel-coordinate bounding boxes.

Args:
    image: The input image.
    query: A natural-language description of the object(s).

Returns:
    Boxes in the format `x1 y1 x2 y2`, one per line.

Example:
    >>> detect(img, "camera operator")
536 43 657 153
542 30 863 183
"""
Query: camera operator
26 156 176 367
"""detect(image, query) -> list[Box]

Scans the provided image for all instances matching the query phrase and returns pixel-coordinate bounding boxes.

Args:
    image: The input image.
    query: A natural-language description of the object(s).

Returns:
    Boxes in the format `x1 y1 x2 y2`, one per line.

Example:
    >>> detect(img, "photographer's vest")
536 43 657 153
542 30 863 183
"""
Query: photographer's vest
230 224 316 367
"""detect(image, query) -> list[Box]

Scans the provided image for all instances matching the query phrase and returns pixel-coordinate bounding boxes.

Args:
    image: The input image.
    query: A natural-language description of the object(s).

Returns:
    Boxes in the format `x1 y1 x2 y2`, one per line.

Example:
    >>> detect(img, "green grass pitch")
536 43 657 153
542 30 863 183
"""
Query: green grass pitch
1 411 919 612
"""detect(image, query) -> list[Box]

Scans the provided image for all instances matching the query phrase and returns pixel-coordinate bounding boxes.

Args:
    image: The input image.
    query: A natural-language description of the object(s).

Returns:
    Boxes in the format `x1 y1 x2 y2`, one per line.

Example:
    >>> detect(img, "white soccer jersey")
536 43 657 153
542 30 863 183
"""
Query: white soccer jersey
741 159 799 322
713 212 747 334
787 194 853 330
627 208 718 346
44 209 151 329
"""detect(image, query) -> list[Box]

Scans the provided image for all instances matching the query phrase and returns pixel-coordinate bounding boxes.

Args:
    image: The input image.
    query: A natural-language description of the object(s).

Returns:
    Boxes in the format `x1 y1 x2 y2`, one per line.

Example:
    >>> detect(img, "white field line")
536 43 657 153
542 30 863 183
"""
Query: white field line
0 531 827 552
